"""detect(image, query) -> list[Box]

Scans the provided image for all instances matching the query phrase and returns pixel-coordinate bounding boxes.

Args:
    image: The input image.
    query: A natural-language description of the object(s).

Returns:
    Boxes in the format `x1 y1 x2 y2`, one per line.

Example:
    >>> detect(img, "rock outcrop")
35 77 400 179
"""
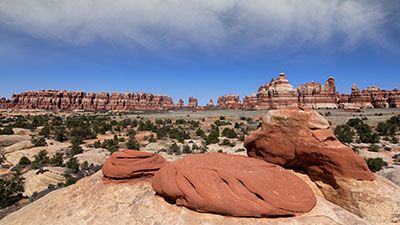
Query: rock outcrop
242 73 299 109
0 171 370 225
206 99 215 108
217 95 241 109
244 108 375 183
176 99 185 108
298 77 337 109
22 167 66 197
188 97 198 109
2 90 175 111
244 108 400 223
152 153 316 218
102 149 167 179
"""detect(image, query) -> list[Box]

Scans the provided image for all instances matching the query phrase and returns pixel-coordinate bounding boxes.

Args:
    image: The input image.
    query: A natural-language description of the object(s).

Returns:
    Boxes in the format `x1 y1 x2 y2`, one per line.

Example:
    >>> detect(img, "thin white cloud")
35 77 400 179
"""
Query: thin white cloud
0 0 393 51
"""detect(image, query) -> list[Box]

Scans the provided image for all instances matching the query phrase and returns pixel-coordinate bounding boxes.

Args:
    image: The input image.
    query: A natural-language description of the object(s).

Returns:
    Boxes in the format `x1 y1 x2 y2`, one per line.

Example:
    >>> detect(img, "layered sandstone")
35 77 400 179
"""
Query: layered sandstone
152 153 316 218
242 73 298 109
206 99 215 108
102 149 167 179
3 90 175 111
298 77 337 109
188 97 198 109
217 95 241 109
244 108 400 223
0 170 371 225
244 108 375 183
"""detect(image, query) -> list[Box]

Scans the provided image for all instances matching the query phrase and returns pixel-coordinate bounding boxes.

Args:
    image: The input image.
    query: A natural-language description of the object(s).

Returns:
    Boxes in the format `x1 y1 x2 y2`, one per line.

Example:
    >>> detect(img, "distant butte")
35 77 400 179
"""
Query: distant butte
0 73 399 111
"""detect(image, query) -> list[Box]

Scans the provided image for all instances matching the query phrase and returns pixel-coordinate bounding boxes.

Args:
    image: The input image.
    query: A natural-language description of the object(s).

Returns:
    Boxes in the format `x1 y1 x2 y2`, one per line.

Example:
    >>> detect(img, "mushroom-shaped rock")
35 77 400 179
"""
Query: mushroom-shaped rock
244 108 375 184
152 153 316 218
102 149 167 179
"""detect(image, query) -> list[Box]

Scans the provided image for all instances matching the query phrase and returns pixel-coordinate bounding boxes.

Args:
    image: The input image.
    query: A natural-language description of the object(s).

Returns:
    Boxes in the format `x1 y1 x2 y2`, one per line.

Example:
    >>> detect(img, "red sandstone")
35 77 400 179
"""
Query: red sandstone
152 153 316 218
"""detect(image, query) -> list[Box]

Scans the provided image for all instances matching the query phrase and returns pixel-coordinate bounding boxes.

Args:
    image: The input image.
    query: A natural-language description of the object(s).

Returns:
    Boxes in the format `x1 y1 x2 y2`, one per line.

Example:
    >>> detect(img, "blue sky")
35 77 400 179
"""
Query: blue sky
0 0 400 105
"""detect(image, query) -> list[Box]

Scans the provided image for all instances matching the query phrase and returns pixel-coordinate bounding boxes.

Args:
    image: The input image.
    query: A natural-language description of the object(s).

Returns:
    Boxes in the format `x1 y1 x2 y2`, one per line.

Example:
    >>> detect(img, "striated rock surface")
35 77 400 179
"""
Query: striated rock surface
74 148 110 166
152 153 316 218
244 108 400 224
243 73 299 110
0 135 30 149
0 171 369 225
217 95 241 109
22 167 66 197
244 108 374 183
102 149 167 179
298 77 337 109
2 90 175 111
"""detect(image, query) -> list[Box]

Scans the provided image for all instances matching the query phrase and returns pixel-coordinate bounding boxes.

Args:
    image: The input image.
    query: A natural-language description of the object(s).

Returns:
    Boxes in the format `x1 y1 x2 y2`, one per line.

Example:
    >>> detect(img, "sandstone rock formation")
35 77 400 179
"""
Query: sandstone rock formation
315 175 400 224
337 85 400 109
242 73 299 109
2 90 175 111
22 167 66 197
244 108 375 183
102 149 167 179
152 153 316 218
206 99 215 108
298 77 337 109
188 97 198 109
0 170 370 225
244 108 400 223
177 99 185 108
74 148 110 166
217 95 241 109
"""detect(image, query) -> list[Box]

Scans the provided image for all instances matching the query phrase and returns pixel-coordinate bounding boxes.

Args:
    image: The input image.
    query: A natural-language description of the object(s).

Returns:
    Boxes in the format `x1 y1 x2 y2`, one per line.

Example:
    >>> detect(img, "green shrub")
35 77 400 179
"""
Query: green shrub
222 128 238 138
366 158 387 172
126 136 140 150
31 136 47 147
68 142 83 157
50 152 64 167
18 156 31 166
182 145 192 154
31 150 50 169
169 143 180 155
64 177 78 187
66 157 80 173
334 125 354 143
368 144 380 152
206 129 219 145
0 174 25 209
0 126 14 135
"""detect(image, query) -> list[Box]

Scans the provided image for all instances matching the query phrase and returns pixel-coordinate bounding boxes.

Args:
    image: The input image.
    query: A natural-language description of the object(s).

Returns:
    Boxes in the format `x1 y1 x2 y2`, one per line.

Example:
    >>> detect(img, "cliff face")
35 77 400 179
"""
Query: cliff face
217 95 241 109
4 90 175 111
1 75 400 111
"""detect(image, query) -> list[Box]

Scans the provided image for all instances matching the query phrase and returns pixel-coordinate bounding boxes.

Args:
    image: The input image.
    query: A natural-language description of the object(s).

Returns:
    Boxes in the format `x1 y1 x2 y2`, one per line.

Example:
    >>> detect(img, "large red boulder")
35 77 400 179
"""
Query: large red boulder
244 108 375 184
152 153 316 218
102 149 167 179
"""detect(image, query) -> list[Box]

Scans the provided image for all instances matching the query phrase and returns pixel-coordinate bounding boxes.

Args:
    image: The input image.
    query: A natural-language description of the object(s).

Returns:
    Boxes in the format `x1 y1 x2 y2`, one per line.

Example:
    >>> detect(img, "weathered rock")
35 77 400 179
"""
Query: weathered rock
243 73 299 110
217 95 241 109
377 166 400 186
74 148 110 166
4 140 70 165
2 141 34 154
0 171 369 225
0 135 30 149
244 108 375 183
298 77 337 109
188 97 198 109
2 90 174 111
152 153 316 218
22 167 66 197
244 108 400 223
177 99 185 108
315 176 400 224
206 99 215 108
102 149 167 179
